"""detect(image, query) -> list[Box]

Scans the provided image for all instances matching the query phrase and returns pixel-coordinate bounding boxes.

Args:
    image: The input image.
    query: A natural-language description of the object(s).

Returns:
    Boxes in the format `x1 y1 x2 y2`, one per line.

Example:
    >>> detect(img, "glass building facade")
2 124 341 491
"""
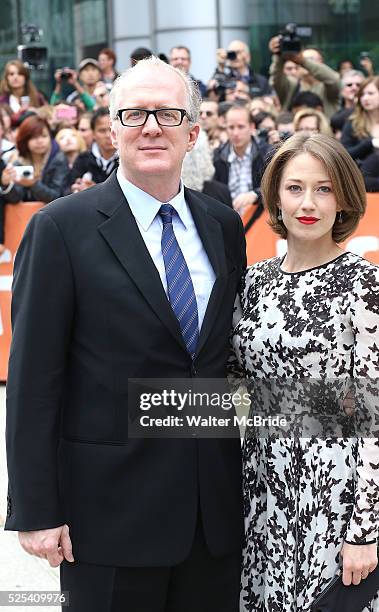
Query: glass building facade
0 0 378 95
0 0 108 98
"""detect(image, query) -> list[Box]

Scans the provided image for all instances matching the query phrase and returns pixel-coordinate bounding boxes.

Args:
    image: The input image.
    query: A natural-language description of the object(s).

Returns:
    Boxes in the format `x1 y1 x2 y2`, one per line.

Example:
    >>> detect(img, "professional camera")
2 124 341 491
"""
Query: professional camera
257 128 270 143
17 24 47 70
60 68 74 80
279 23 312 55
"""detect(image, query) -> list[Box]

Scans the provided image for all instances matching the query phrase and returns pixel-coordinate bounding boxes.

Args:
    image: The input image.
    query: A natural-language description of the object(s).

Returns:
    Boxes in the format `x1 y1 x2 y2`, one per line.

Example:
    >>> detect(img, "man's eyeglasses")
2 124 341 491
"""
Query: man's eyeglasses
116 108 191 127
345 82 360 87
200 110 216 117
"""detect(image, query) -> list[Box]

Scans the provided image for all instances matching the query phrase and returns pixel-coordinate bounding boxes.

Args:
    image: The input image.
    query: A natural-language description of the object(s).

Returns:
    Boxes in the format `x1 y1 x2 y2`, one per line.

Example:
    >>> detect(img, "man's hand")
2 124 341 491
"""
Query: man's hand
340 542 378 586
216 48 227 69
232 191 258 217
268 36 281 55
19 524 74 568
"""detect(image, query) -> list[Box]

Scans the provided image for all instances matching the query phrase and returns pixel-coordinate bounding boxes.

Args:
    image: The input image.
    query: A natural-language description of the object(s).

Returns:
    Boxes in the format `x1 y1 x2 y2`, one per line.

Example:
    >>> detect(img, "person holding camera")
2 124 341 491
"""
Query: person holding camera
210 40 272 100
0 115 68 204
50 59 103 112
269 35 341 118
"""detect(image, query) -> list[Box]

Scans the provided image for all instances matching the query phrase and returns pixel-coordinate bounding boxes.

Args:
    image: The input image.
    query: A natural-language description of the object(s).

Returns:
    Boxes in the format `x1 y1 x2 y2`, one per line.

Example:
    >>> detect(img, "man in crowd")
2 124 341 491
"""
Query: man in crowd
169 45 206 96
330 69 364 138
269 36 341 118
211 40 272 98
98 47 118 84
225 80 251 103
69 107 118 192
199 99 224 150
5 56 246 612
51 58 103 112
213 104 270 217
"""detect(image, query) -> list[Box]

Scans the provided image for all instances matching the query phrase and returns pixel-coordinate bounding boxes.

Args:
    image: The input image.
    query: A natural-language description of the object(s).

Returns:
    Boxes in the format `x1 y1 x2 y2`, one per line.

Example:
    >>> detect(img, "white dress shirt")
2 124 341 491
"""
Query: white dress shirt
116 168 215 331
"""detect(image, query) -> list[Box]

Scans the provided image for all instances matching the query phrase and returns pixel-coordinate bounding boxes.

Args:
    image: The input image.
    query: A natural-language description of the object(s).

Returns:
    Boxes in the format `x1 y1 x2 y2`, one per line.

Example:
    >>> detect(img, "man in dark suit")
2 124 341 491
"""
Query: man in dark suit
5 56 246 611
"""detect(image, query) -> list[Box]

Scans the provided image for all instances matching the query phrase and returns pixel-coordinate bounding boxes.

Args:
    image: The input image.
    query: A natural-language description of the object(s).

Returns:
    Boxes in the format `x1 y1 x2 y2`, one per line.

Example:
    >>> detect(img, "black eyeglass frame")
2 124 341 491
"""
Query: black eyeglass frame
116 108 191 127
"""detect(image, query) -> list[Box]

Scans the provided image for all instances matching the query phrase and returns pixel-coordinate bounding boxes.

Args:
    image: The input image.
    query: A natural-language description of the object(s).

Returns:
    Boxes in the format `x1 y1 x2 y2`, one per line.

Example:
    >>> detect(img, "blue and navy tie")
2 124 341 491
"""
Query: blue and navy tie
159 204 199 359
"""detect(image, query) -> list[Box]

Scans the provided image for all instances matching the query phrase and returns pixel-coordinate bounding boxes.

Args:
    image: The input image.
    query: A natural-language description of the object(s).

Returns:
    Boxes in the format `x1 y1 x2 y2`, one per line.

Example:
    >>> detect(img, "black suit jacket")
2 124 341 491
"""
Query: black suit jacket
5 171 247 567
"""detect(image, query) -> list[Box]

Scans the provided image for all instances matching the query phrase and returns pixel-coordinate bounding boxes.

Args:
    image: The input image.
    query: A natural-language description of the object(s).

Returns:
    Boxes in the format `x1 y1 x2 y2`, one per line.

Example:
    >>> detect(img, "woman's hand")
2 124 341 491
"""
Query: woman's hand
340 541 378 586
1 164 17 186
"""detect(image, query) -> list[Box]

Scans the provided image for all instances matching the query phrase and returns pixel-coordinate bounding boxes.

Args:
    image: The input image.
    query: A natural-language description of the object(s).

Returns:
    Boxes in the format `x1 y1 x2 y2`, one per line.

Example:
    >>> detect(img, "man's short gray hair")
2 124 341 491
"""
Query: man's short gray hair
342 69 364 84
109 55 201 125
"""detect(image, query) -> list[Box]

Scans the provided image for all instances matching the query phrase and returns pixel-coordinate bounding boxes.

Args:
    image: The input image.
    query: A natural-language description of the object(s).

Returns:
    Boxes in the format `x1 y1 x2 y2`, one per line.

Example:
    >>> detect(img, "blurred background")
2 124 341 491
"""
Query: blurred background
0 0 378 97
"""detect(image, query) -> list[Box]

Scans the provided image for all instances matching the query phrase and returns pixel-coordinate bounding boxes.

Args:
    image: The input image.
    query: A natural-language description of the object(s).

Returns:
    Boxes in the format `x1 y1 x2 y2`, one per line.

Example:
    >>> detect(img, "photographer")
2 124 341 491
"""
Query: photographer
50 59 103 112
269 30 340 118
210 40 272 100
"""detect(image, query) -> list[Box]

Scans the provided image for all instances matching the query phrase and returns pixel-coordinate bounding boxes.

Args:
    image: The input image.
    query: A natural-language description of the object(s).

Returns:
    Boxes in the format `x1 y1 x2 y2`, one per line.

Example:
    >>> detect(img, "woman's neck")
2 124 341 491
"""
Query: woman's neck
11 87 24 99
282 237 344 273
367 109 379 124
65 150 78 166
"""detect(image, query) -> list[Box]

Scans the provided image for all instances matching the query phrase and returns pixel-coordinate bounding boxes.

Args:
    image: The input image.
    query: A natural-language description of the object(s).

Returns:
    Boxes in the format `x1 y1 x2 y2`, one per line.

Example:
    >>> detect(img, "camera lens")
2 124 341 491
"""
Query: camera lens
22 170 31 177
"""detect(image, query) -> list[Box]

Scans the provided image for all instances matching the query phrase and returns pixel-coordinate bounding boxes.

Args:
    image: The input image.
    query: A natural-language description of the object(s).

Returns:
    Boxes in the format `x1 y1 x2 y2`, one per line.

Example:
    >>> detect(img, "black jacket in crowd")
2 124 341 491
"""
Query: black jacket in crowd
212 137 272 231
213 137 271 198
67 150 119 192
341 120 375 162
1 141 69 204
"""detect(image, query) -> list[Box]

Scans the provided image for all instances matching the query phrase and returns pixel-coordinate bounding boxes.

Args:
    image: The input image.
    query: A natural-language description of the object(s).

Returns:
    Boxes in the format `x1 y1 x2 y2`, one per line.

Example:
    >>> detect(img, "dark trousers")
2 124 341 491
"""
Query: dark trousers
60 513 241 612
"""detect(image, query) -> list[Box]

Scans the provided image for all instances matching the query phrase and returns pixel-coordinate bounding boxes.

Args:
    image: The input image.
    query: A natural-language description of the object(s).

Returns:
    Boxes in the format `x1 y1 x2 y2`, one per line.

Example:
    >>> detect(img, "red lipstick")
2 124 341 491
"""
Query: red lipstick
297 217 319 225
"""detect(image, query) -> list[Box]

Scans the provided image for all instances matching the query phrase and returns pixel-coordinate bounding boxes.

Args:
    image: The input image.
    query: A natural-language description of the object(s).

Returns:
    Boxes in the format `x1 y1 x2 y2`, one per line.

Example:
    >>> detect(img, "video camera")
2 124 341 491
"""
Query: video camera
279 23 312 55
17 24 47 70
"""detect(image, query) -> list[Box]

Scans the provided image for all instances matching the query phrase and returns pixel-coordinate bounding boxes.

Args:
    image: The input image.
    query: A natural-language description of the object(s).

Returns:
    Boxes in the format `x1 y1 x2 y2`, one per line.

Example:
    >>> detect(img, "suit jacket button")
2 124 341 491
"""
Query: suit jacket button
191 364 197 376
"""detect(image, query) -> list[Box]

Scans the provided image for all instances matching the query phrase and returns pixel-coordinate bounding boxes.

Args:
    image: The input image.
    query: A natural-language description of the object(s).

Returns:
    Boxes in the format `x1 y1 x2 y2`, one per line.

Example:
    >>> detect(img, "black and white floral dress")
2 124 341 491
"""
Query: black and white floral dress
231 252 379 612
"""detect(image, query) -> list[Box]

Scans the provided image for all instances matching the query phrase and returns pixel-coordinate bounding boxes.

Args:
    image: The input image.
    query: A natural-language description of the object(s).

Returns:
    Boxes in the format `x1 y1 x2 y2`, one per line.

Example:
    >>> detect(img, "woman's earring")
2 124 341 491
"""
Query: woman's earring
338 211 343 223
277 208 282 221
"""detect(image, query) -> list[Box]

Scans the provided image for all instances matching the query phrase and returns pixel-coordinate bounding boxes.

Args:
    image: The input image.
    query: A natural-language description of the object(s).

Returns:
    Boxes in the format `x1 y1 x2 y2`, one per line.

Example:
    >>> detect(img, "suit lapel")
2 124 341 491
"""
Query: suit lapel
184 188 228 356
96 174 187 352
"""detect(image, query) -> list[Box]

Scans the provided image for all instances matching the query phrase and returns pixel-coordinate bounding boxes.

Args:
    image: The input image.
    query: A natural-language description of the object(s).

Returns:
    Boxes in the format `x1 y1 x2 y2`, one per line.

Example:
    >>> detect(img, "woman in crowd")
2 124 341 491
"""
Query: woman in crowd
77 112 94 149
294 107 333 136
55 127 86 168
230 133 379 611
0 60 46 114
341 76 379 162
0 115 67 203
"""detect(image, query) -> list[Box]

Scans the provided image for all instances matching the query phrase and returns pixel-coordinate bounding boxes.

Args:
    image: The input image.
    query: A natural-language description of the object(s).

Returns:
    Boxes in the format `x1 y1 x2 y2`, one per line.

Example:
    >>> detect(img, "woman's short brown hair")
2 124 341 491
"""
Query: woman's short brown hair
16 115 51 158
261 132 366 243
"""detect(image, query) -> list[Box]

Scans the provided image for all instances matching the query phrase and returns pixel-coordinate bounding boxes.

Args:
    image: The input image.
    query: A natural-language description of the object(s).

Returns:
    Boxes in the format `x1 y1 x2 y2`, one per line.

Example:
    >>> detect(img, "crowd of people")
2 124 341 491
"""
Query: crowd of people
0 40 378 254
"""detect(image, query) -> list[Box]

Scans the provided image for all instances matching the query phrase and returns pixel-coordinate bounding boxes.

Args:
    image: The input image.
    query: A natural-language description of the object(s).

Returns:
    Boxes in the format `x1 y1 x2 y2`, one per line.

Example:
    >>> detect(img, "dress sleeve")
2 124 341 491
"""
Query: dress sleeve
344 262 379 544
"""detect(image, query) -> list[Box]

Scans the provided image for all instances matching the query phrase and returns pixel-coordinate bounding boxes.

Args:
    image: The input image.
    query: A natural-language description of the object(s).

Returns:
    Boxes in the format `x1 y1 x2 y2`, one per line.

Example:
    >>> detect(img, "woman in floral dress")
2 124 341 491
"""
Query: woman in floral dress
231 133 379 611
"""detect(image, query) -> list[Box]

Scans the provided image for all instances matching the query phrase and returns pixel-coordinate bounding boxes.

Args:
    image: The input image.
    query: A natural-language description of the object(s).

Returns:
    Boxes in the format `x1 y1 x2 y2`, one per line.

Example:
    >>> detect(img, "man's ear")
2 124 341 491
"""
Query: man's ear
110 121 118 149
186 123 200 152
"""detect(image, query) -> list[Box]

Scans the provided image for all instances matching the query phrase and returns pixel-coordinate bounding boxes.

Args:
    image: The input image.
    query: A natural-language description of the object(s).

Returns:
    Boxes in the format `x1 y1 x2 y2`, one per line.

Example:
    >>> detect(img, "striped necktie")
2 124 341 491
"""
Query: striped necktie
159 204 199 359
